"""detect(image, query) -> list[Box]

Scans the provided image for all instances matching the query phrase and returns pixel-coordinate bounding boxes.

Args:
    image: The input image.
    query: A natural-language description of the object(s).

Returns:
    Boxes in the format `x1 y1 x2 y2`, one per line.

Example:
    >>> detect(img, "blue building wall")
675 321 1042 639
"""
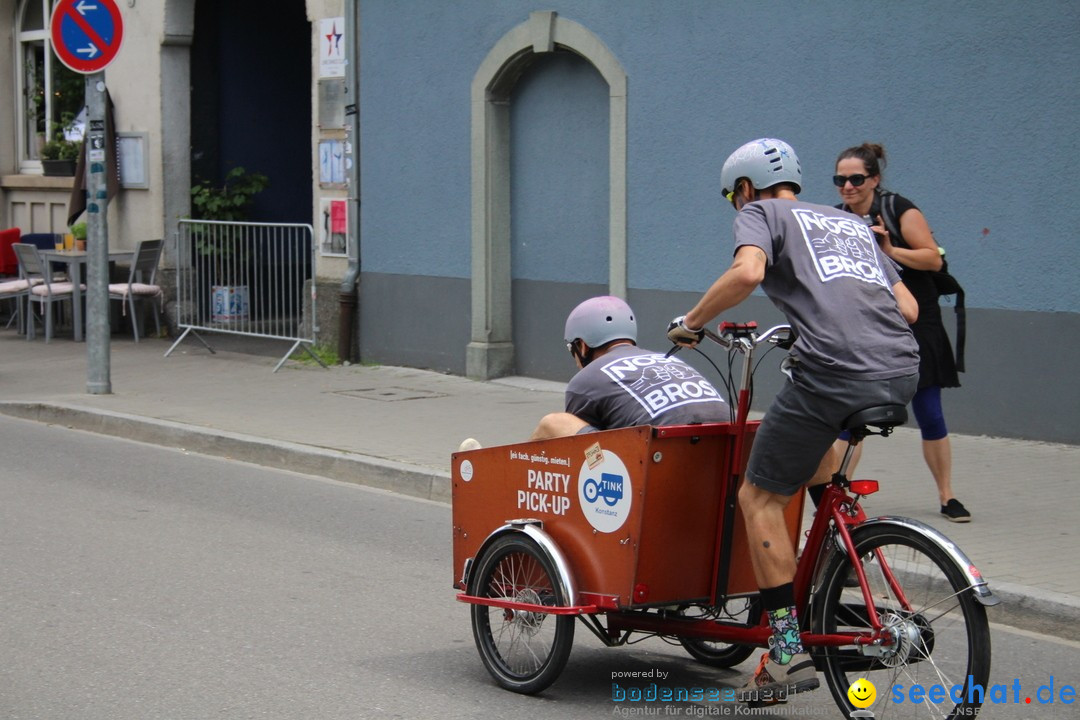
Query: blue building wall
357 1 1080 442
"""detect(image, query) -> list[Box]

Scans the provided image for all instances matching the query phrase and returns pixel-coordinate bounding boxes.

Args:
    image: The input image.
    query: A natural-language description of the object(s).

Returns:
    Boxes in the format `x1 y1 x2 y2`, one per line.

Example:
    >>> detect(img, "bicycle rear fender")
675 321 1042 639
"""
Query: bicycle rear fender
462 520 579 606
857 516 1000 607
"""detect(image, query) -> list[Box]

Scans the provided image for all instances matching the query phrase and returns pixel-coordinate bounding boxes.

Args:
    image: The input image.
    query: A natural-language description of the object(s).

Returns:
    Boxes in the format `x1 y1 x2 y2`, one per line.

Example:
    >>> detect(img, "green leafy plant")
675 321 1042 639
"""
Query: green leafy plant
40 114 84 162
40 137 81 161
70 221 87 241
191 166 269 222
190 167 269 284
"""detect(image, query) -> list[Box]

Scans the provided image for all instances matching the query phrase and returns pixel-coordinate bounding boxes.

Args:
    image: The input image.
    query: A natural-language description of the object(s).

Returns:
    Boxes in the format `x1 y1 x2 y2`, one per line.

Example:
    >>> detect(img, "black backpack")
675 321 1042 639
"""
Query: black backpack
877 193 966 372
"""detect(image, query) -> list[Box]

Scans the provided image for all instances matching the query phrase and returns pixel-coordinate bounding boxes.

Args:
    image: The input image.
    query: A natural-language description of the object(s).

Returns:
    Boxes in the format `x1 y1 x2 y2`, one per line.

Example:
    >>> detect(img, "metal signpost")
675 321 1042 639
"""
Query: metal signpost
50 0 124 394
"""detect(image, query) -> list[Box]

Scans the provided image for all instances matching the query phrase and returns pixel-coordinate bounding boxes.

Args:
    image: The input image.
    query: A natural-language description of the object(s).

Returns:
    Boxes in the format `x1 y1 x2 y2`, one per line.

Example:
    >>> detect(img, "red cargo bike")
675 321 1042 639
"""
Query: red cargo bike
452 322 996 718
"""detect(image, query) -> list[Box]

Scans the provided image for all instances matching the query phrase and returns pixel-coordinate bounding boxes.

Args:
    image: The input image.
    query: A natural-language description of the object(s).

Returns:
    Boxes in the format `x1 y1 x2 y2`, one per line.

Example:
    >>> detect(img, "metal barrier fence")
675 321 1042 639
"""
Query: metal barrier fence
165 219 325 372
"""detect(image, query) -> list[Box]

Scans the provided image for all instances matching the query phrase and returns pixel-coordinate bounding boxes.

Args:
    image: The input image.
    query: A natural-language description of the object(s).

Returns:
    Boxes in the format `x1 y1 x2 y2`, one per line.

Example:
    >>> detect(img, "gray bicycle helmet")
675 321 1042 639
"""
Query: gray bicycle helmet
720 138 802 197
564 296 637 348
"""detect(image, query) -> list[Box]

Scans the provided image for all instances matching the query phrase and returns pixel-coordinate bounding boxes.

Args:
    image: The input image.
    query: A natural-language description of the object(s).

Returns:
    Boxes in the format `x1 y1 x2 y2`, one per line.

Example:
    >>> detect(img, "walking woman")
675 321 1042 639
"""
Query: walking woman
834 143 969 522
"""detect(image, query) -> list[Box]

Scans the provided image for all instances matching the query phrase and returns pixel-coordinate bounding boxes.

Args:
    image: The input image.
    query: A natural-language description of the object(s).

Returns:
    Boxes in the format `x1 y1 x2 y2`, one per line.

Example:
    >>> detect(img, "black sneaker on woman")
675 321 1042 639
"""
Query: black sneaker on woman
940 498 971 522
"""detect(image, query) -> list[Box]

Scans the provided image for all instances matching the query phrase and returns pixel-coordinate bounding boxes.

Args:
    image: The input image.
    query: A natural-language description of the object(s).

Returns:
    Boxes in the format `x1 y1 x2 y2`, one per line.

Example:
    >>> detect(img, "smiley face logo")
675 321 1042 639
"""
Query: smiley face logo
847 678 876 708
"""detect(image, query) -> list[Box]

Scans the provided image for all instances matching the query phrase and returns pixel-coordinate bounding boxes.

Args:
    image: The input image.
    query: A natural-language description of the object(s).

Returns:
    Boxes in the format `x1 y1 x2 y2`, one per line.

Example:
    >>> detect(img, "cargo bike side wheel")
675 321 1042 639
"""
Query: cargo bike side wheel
469 534 575 694
814 523 991 720
677 598 759 668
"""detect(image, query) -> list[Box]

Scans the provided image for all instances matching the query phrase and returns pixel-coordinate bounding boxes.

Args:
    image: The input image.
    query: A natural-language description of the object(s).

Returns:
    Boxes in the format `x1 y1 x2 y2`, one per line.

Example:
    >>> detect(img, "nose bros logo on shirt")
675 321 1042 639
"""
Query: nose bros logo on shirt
599 353 723 418
791 208 889 288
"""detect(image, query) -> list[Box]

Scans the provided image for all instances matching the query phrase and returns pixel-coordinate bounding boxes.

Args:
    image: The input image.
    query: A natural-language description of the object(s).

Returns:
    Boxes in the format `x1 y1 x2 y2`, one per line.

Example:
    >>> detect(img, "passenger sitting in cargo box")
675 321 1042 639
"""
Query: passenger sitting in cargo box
457 296 727 452
530 296 728 440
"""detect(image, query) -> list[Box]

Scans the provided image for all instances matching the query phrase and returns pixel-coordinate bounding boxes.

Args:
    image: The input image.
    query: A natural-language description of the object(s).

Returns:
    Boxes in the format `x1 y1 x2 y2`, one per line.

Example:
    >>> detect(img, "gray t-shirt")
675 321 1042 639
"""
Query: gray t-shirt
565 344 727 429
734 199 919 379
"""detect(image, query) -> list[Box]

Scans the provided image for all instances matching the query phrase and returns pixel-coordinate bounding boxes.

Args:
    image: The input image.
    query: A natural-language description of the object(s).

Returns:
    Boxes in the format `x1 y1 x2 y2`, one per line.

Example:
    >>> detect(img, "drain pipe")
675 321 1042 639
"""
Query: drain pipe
338 0 361 363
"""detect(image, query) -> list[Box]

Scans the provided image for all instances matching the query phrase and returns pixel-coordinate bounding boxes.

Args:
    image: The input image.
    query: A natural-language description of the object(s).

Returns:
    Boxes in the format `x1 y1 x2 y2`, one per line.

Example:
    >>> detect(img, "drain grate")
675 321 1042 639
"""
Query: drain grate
332 387 448 402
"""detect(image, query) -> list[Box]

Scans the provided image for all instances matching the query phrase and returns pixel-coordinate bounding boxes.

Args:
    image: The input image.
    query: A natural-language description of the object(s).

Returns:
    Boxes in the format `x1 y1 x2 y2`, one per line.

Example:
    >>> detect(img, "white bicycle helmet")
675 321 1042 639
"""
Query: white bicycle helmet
564 296 637 348
720 138 802 197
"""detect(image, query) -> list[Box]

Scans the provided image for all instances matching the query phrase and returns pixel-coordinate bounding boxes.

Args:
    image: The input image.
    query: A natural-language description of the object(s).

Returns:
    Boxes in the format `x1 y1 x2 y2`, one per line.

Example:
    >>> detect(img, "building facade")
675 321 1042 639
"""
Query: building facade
2 1 1078 442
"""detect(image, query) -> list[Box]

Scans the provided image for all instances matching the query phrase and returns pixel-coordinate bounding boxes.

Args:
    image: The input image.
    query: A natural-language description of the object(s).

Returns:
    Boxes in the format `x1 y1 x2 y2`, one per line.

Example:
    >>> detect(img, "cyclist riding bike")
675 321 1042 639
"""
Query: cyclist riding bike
667 138 919 701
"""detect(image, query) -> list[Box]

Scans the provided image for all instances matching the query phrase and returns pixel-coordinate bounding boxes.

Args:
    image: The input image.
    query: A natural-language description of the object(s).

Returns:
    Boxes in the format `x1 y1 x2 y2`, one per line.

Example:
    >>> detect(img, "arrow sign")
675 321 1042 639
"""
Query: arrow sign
50 0 123 74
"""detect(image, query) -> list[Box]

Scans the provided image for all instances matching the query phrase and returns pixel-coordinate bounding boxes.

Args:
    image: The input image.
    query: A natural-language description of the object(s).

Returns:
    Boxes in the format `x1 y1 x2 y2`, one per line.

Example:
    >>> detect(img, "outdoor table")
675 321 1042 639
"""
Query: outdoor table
39 249 134 342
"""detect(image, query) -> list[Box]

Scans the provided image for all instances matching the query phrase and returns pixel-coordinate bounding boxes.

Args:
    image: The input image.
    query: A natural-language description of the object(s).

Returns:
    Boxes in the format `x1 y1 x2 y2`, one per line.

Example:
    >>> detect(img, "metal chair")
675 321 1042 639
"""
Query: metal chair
0 277 33 334
108 239 163 342
17 232 69 282
12 243 84 342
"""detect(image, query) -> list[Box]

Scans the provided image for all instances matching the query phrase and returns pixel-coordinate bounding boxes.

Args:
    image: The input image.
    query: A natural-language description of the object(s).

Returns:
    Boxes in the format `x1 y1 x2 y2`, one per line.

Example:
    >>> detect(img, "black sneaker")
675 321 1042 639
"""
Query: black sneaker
940 499 971 523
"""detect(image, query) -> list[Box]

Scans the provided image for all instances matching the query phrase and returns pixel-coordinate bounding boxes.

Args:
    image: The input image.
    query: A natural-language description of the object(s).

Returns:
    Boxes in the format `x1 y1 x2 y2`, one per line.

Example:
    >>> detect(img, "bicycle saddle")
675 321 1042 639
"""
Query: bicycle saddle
842 404 908 432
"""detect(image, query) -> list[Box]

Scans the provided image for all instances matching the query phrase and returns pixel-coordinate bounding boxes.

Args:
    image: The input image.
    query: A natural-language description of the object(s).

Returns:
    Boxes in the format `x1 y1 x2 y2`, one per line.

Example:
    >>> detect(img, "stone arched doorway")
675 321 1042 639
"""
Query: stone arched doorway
466 11 627 380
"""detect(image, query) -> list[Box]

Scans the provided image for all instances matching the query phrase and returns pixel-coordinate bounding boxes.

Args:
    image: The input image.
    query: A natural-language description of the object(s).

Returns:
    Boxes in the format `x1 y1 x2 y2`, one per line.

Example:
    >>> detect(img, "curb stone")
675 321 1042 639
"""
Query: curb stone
0 402 451 504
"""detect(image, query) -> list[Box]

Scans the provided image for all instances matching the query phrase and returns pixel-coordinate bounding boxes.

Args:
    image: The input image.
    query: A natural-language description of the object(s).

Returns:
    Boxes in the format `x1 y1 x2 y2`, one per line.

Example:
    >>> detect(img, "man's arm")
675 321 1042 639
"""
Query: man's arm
683 245 766 330
893 280 919 324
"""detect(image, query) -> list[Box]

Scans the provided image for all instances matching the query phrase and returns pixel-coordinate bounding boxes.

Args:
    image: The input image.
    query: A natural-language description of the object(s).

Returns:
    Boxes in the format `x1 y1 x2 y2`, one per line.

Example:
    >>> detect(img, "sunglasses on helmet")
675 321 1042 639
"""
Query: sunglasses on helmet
832 174 870 188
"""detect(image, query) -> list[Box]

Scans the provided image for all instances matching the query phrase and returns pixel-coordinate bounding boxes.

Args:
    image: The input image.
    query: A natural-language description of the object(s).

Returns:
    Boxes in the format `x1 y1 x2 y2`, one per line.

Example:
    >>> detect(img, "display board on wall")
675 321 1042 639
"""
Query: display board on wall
117 132 149 189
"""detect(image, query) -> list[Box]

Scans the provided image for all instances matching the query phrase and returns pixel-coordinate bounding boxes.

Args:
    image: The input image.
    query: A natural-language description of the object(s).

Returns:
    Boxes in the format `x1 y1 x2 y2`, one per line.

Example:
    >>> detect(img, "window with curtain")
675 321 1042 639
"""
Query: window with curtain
16 0 85 169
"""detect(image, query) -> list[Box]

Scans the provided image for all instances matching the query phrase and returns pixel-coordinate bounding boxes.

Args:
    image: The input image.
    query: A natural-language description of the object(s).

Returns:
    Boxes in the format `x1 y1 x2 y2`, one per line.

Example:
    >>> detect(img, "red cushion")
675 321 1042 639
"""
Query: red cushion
0 228 22 276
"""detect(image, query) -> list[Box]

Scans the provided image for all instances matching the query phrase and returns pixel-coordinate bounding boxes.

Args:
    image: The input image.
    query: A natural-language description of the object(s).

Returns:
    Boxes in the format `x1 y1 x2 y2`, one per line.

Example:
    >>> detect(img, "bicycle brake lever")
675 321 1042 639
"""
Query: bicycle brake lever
664 345 682 358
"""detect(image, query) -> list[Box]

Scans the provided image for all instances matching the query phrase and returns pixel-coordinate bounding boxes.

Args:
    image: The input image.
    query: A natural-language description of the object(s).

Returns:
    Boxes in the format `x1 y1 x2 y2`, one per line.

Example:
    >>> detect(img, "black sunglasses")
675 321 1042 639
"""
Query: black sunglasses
833 174 870 188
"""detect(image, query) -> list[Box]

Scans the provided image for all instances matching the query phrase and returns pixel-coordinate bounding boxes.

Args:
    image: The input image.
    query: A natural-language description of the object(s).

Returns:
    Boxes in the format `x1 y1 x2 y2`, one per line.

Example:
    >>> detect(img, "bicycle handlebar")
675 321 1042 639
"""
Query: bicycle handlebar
700 322 795 352
665 321 795 365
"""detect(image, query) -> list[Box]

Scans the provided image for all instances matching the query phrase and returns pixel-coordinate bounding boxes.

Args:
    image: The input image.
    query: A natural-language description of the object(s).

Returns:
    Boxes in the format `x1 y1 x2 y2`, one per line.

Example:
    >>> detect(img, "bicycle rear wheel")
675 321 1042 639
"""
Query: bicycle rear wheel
469 534 574 694
815 523 990 720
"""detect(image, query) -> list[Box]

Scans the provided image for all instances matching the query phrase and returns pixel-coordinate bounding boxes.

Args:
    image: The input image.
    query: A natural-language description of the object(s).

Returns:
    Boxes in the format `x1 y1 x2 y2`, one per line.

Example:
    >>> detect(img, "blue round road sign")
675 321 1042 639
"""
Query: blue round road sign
50 0 124 74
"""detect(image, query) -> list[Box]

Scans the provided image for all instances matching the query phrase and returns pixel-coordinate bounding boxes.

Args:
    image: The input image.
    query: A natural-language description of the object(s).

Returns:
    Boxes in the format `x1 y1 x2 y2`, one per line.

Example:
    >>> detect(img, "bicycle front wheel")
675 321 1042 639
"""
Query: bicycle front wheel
469 534 574 694
815 523 990 720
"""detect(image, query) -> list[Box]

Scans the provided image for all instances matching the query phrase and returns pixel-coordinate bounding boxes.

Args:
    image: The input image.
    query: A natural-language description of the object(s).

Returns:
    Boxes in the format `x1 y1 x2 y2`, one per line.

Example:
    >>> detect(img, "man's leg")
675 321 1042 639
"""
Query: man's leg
529 412 589 441
734 372 837 702
738 482 797 589
736 481 818 701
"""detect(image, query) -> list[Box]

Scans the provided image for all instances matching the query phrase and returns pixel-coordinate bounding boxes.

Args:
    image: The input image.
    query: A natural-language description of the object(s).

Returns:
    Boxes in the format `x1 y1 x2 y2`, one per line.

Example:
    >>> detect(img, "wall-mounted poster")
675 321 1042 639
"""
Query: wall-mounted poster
319 139 345 185
320 198 349 257
319 17 346 78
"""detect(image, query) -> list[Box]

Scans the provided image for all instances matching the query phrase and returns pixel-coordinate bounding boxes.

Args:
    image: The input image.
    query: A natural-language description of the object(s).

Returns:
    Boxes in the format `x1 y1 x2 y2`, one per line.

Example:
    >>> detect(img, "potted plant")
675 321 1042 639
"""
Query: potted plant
190 166 269 323
70 221 87 251
40 137 81 176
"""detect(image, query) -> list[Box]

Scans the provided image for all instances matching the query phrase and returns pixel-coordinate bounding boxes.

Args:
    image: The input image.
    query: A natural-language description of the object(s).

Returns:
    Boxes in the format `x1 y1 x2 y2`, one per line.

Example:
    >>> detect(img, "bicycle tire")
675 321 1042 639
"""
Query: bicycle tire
814 523 991 720
469 533 575 694
677 599 758 668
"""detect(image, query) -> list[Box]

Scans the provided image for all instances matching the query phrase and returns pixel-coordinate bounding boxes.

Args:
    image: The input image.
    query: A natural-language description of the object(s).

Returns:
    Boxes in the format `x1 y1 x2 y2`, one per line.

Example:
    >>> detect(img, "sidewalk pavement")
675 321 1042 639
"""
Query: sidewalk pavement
1 331 1077 638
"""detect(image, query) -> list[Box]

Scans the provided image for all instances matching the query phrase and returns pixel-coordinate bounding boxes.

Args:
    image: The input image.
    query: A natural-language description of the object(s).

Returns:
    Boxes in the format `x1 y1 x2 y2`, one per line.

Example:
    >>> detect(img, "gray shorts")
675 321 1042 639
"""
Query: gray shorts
744 367 918 496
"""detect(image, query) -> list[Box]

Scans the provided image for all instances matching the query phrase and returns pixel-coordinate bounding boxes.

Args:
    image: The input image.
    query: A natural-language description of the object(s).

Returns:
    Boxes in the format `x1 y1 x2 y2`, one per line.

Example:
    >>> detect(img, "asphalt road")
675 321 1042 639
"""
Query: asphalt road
0 416 1076 719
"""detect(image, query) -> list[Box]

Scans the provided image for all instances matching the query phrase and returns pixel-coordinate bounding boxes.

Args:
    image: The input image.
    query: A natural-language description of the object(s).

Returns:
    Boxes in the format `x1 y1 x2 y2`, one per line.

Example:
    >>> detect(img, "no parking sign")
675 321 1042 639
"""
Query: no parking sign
50 0 124 74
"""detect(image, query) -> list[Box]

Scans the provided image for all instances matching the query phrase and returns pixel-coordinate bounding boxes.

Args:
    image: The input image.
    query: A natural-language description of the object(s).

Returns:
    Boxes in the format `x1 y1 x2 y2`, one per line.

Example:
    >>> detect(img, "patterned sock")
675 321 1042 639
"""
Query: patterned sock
767 606 805 665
